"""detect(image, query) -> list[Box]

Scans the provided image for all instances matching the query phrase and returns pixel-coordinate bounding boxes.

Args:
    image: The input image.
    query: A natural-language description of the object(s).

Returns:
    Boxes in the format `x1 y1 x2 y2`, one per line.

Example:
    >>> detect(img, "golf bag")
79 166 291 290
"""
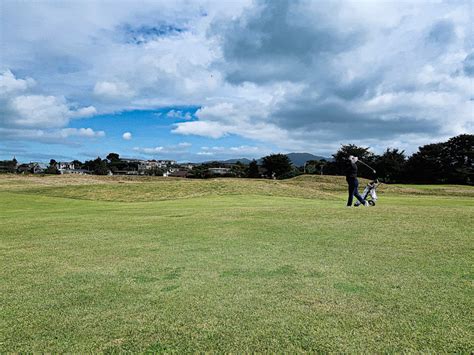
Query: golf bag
354 180 379 207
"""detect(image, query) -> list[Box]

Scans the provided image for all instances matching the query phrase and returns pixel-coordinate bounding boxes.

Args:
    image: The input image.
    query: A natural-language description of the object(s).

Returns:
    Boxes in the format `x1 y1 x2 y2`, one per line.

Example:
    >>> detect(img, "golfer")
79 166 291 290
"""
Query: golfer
346 155 368 207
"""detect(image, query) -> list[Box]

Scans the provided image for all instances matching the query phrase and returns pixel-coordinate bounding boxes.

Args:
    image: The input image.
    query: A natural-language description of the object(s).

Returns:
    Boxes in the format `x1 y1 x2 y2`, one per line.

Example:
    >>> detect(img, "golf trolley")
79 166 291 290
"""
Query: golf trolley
354 159 380 207
354 179 380 207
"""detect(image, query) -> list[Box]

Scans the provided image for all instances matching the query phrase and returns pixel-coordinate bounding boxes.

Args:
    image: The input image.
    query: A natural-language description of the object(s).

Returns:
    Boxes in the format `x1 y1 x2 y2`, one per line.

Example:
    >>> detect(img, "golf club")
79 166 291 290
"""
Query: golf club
358 159 376 174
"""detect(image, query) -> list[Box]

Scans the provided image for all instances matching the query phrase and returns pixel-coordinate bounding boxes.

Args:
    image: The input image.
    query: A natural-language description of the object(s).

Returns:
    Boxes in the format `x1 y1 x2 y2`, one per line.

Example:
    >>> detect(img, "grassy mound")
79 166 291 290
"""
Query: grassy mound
1 174 472 202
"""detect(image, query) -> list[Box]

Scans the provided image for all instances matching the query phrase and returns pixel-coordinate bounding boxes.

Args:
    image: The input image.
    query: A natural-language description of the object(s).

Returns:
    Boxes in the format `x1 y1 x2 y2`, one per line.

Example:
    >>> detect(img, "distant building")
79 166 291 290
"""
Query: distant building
17 162 47 174
61 168 90 175
57 161 75 172
208 167 231 175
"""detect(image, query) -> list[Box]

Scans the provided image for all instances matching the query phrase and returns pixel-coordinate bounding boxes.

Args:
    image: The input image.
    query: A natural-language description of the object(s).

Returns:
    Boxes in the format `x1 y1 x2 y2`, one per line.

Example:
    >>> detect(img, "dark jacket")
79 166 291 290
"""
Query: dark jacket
345 161 358 178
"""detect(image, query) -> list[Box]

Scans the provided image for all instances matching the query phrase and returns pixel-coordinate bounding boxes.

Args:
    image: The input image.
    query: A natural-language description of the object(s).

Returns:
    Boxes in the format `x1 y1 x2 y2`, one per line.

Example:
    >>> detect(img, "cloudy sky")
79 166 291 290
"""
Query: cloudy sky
1 0 472 162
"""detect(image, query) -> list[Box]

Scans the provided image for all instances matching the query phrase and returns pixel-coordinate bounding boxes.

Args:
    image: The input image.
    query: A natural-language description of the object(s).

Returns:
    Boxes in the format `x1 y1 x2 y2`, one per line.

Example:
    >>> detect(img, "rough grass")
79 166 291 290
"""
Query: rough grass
0 175 473 352
1 174 472 202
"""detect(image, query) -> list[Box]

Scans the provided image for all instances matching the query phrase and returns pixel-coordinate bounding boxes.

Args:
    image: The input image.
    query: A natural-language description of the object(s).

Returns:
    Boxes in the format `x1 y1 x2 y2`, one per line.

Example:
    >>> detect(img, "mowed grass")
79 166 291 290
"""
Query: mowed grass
0 175 473 352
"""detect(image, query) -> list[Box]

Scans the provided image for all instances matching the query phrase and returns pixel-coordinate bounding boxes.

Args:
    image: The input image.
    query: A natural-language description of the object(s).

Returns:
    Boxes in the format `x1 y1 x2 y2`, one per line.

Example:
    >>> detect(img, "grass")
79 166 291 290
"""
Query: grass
0 174 473 352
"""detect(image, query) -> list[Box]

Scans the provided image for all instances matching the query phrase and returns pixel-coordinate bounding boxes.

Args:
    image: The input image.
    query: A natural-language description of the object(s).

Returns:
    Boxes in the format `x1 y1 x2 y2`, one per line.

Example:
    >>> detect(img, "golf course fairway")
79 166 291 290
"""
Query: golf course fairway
1 175 473 352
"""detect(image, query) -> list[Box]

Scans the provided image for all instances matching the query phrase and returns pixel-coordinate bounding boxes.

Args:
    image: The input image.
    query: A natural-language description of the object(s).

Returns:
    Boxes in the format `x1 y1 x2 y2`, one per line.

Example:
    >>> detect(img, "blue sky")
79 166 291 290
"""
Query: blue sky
1 0 472 163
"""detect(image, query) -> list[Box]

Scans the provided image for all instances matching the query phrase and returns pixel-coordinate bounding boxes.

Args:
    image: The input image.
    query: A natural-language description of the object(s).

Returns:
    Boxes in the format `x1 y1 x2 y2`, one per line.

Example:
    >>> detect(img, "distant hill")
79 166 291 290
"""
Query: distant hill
205 153 331 166
219 158 252 164
285 153 331 167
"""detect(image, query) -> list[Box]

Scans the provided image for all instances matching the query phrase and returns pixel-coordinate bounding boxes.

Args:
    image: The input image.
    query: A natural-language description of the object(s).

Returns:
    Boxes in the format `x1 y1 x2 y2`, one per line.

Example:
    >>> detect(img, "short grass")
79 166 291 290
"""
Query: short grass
0 175 473 352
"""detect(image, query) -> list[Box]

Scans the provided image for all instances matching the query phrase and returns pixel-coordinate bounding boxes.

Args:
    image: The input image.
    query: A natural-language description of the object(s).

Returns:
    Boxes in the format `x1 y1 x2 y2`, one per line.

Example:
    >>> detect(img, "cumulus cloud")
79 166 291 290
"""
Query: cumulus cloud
198 145 271 157
0 70 36 95
166 110 192 120
94 81 135 100
1 0 472 156
0 127 105 143
191 0 472 153
122 132 132 140
133 142 192 155
7 95 95 128
0 71 99 144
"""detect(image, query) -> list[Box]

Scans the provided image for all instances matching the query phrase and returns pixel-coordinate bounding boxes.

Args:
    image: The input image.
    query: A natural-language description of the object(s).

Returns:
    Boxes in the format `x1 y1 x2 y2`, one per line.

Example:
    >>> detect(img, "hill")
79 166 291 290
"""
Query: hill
285 152 331 166
205 153 331 166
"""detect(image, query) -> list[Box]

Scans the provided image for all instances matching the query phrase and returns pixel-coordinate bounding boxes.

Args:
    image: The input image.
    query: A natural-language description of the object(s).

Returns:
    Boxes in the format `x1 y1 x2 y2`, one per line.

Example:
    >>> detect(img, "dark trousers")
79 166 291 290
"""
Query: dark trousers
346 177 365 206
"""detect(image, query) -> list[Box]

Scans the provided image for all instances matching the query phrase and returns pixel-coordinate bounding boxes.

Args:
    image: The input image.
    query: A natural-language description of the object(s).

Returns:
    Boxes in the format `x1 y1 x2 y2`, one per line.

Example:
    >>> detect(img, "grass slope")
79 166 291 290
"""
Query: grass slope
0 175 473 352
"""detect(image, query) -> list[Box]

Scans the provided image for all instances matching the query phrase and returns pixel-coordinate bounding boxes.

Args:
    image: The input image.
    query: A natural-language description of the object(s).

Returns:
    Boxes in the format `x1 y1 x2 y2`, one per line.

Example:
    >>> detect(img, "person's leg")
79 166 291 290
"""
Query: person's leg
347 177 355 206
353 178 366 204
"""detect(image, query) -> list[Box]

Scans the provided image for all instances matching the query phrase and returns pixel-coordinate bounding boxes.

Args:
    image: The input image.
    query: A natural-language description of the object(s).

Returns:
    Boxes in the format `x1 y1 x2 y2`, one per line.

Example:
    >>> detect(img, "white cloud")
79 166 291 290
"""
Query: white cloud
94 81 135 100
59 128 105 138
0 127 105 143
172 121 229 139
166 110 192 120
133 142 192 155
122 132 132 140
0 71 99 144
0 70 35 95
5 95 96 128
198 145 271 158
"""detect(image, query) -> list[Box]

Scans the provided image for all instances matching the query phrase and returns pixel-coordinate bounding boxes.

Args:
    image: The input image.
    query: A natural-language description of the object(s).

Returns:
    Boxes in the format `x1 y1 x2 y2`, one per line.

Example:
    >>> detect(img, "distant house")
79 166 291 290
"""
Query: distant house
17 163 33 174
208 167 231 175
179 163 194 170
17 162 47 174
61 168 90 175
141 159 177 170
115 158 177 175
57 161 75 172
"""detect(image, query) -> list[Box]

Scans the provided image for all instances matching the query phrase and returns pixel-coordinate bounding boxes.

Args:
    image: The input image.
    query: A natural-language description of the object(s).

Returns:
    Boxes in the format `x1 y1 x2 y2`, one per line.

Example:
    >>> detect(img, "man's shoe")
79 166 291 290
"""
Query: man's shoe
346 205 352 208
364 201 369 207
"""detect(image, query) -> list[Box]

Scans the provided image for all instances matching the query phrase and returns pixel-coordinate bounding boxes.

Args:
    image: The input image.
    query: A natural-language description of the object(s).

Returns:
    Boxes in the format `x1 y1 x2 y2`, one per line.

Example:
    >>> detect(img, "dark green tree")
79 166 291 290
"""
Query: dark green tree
145 167 164 176
188 165 211 179
261 154 293 179
106 153 120 162
247 159 260 178
72 160 83 169
45 159 59 174
83 157 109 175
405 134 473 184
231 161 247 178
374 148 406 183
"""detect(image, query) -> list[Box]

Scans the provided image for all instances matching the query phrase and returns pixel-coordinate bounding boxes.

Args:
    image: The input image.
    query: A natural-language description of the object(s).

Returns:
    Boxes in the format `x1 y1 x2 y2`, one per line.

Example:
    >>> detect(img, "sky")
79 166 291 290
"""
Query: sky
0 0 473 163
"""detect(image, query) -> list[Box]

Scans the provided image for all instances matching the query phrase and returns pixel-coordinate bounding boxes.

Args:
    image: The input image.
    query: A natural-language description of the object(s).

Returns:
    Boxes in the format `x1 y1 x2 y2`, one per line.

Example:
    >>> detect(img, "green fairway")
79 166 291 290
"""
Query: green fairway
1 175 473 352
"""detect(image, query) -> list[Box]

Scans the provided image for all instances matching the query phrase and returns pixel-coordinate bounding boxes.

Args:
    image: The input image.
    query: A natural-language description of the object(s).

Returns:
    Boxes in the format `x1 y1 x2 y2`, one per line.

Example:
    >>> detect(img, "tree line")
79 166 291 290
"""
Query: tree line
1 134 472 184
304 134 473 184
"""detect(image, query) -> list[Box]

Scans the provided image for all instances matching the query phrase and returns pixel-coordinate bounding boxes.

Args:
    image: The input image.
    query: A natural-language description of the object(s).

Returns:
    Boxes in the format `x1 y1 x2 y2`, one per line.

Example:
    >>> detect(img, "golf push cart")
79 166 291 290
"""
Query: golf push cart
354 160 380 207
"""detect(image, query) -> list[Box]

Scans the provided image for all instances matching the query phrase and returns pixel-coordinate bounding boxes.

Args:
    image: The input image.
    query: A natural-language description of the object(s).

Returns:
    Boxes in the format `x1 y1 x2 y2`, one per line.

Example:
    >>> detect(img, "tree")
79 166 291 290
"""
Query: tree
305 159 327 175
443 134 474 184
188 165 211 179
231 161 247 178
405 134 473 184
261 154 293 179
45 159 59 174
72 160 83 169
374 148 406 183
106 153 120 163
247 160 260 178
145 167 164 176
83 157 109 175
